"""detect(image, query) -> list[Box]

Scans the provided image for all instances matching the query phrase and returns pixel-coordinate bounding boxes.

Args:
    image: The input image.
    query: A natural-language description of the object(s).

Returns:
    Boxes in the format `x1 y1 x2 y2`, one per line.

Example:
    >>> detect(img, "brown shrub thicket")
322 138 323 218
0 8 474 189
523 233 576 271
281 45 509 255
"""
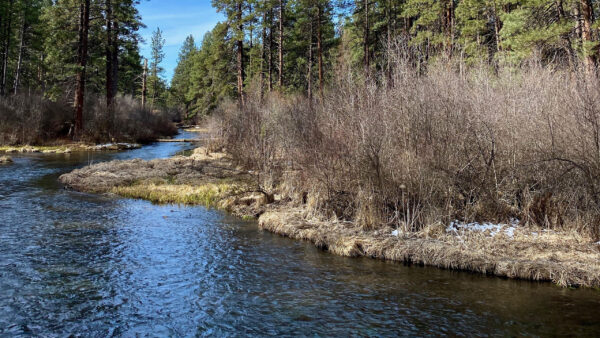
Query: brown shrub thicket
216 53 600 239
0 94 177 145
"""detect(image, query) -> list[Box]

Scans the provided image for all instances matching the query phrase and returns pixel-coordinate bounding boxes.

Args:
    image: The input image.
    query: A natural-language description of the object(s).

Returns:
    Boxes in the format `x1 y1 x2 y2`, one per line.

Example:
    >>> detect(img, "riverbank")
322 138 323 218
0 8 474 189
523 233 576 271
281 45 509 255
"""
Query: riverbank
0 143 141 154
58 146 600 288
59 147 270 217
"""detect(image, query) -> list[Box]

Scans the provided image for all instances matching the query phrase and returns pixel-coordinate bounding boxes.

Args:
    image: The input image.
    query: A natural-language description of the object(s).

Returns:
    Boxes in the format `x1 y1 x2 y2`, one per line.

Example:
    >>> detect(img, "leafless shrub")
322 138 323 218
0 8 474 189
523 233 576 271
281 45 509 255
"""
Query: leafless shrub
0 94 177 144
216 41 600 239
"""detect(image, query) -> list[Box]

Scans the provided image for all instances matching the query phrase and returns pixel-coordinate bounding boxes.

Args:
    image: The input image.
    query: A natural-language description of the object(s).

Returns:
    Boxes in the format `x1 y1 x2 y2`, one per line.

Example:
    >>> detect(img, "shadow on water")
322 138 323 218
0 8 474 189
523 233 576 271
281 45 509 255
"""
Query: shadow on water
0 131 599 336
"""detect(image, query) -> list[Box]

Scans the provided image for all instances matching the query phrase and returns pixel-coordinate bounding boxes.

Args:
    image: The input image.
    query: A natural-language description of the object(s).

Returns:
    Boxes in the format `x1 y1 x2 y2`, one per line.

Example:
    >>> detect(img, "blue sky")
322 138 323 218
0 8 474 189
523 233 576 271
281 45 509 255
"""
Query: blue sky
138 1 224 82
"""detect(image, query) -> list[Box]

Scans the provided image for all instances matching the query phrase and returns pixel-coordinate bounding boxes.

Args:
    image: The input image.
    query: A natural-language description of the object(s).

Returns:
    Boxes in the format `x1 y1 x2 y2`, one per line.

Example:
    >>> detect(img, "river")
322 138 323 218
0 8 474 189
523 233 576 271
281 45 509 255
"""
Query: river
1 132 599 336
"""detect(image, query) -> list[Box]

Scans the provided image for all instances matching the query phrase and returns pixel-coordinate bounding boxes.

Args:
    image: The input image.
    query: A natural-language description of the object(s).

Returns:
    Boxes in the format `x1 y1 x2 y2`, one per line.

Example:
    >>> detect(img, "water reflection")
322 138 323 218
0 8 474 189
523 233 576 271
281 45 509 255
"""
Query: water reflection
0 134 598 336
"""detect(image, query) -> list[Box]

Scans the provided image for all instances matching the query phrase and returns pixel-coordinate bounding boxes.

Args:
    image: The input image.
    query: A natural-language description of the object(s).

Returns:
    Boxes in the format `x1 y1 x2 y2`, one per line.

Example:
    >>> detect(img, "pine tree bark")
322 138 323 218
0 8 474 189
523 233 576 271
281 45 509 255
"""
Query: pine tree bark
364 0 370 74
385 0 393 86
444 0 454 58
13 16 26 95
278 0 283 87
141 58 148 109
112 22 119 100
236 1 245 106
74 0 90 137
1 0 14 96
316 4 324 101
307 16 313 102
580 0 596 72
492 3 502 53
105 0 116 129
261 9 267 101
268 8 273 91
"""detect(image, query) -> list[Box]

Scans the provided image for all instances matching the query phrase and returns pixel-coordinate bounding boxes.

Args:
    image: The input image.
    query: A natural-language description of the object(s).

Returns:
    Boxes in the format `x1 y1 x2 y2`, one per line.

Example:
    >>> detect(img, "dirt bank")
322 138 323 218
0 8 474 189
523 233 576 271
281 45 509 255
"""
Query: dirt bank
58 147 600 288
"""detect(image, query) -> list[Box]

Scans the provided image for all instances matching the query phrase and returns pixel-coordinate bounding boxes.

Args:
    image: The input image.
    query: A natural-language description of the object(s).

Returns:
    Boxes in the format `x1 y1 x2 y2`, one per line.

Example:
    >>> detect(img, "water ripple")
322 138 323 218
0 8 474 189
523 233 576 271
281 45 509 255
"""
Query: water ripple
0 136 599 336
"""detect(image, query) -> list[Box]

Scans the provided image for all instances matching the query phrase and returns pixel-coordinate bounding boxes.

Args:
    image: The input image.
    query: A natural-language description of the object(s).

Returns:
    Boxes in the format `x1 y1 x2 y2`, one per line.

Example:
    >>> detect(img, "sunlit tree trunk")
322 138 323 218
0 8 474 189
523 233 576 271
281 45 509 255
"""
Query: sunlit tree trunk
261 9 266 101
1 0 14 96
141 58 148 109
13 16 26 95
278 0 284 87
580 0 596 72
316 3 324 101
236 1 245 105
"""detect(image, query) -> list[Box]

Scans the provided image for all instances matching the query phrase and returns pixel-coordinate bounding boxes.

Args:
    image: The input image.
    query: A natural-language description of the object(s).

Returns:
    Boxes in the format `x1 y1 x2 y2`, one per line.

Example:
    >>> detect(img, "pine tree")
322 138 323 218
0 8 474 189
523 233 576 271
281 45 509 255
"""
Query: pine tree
149 27 165 109
171 35 197 118
498 0 576 66
212 0 248 104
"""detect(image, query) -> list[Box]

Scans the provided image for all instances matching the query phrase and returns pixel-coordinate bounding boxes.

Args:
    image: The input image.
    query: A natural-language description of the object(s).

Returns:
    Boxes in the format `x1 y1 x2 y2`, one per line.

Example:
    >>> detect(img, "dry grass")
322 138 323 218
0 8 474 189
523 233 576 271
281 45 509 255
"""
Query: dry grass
58 146 269 217
259 210 600 287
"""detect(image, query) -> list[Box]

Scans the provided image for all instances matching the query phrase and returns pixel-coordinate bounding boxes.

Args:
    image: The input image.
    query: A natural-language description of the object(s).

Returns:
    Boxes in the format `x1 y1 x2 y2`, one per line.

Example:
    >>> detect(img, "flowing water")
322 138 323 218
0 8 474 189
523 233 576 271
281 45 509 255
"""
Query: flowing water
1 132 599 336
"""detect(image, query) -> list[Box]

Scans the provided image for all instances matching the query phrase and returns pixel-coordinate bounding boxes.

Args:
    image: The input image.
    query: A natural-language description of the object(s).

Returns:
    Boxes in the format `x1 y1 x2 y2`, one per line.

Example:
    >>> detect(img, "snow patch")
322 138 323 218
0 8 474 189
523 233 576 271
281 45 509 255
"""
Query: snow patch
446 219 520 238
594 241 600 246
392 229 400 237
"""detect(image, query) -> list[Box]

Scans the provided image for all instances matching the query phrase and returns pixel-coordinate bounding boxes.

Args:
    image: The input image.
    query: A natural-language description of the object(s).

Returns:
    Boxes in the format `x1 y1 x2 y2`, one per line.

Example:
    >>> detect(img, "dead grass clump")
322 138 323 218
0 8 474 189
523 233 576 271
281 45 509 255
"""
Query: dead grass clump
258 210 600 287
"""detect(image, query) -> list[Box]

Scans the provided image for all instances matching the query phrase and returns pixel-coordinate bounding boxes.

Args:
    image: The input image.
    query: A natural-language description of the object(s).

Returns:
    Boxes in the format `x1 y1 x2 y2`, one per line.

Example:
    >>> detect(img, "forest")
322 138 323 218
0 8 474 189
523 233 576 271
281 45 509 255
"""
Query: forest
172 0 600 117
0 0 175 144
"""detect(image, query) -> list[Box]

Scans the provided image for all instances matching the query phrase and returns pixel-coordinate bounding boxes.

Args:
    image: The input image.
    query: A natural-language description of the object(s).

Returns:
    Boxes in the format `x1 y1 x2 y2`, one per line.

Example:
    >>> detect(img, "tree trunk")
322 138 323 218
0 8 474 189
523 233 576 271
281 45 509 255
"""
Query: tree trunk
38 52 45 92
307 15 313 102
142 58 147 109
316 4 324 101
236 1 245 106
112 22 119 101
278 0 283 87
444 0 454 58
105 0 116 130
492 3 502 53
581 0 596 72
268 8 273 91
364 0 370 74
386 0 392 86
74 0 90 138
261 9 266 101
575 3 582 40
1 0 14 96
13 16 26 95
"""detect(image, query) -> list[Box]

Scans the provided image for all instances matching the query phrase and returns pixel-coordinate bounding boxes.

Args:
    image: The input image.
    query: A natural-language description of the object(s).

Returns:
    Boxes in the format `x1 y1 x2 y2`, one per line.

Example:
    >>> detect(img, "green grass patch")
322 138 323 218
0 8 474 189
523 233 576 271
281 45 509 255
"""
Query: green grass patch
111 181 248 208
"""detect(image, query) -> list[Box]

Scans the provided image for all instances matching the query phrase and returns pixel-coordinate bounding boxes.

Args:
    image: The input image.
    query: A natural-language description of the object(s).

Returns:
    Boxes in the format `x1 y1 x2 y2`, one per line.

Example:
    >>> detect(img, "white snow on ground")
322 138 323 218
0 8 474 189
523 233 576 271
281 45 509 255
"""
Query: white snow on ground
446 219 520 238
391 229 400 237
595 241 600 245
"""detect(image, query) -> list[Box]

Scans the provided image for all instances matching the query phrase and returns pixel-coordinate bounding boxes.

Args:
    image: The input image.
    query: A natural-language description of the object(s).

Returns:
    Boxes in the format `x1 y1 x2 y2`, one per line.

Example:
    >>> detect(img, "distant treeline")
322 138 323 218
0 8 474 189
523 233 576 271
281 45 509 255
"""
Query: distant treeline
0 1 176 141
171 0 600 118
